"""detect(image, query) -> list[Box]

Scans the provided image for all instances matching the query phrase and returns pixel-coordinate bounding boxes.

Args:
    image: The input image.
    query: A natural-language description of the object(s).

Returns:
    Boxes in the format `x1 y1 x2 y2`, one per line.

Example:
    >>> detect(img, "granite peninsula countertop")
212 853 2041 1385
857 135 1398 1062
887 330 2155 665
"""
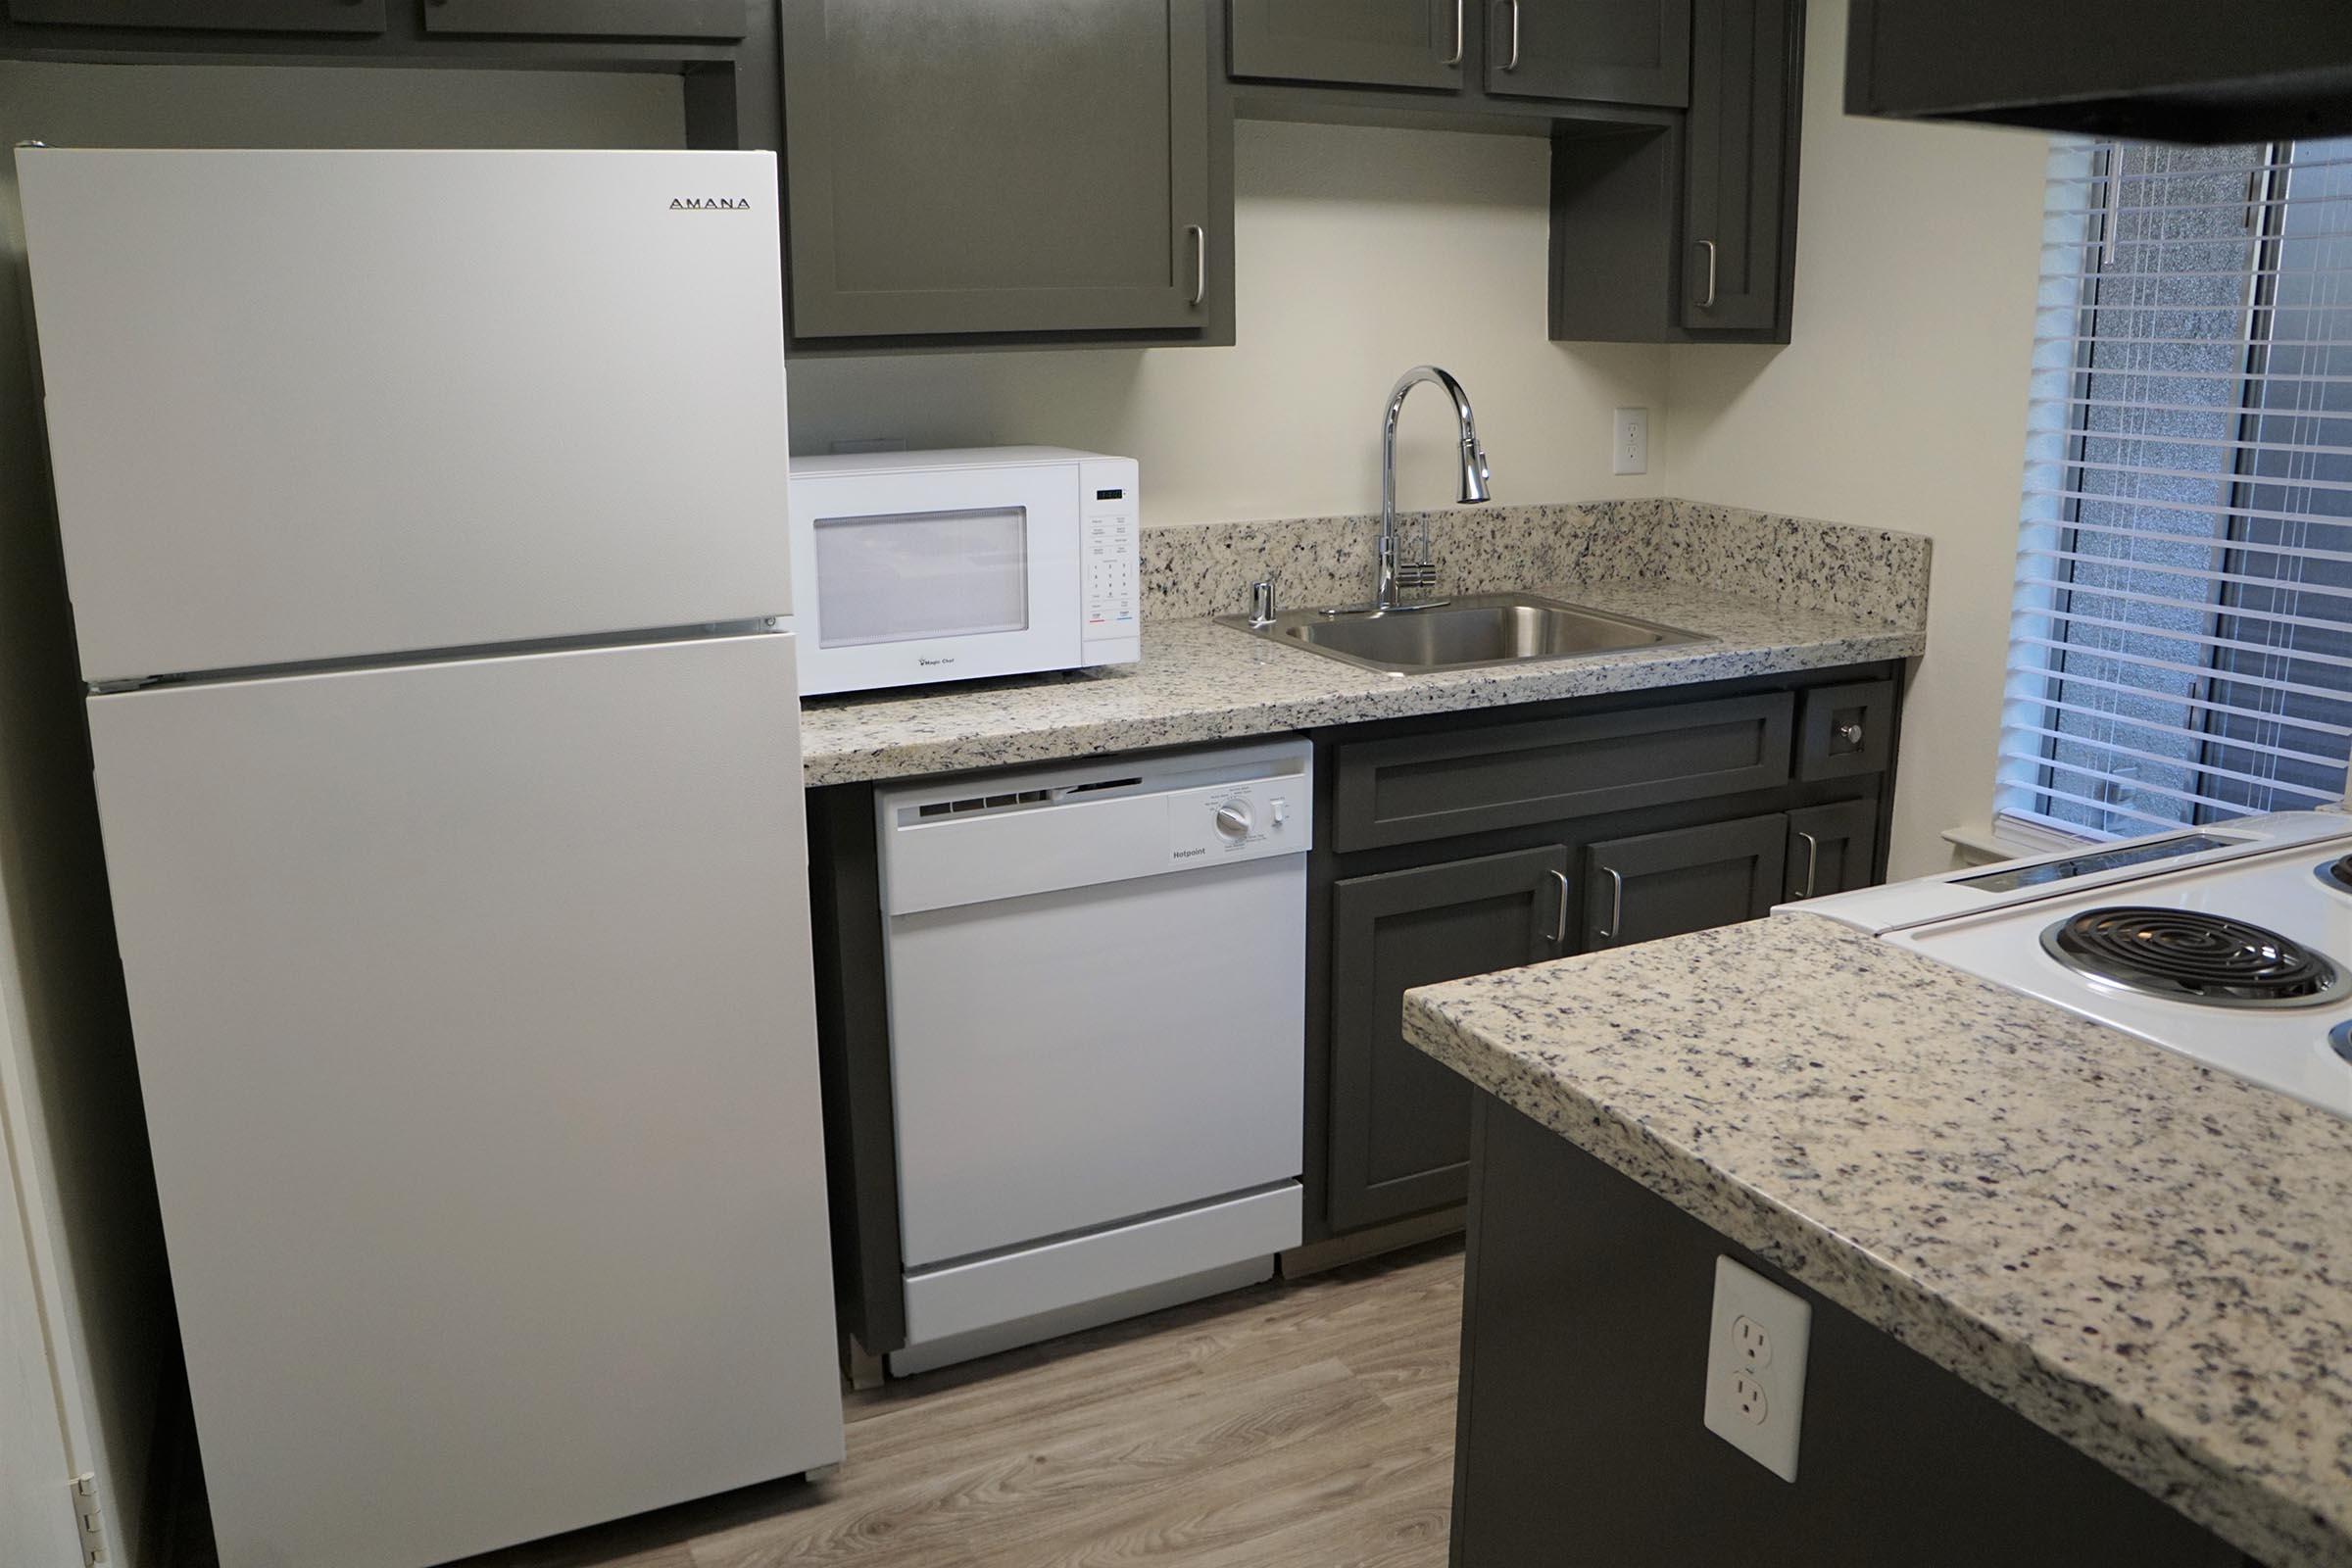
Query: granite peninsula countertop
798 579 1922 787
1403 911 2352 1568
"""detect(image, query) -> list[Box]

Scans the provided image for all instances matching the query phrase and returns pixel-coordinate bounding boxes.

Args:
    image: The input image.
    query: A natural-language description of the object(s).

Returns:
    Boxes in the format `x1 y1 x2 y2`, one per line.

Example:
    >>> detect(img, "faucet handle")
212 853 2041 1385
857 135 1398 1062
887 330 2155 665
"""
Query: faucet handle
1249 576 1278 626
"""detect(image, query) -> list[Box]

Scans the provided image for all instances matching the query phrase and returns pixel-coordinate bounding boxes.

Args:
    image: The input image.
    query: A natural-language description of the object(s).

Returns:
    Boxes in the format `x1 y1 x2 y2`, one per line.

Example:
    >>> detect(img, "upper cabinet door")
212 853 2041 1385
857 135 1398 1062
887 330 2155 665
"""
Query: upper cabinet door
1487 0 1690 107
1229 0 1467 90
784 0 1222 339
1682 0 1799 333
3 0 384 29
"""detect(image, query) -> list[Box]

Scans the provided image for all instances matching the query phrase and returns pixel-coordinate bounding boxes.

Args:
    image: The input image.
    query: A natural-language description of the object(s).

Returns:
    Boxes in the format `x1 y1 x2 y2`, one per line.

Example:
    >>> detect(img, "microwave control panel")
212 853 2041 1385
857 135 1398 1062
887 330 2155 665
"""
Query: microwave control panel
1080 457 1142 665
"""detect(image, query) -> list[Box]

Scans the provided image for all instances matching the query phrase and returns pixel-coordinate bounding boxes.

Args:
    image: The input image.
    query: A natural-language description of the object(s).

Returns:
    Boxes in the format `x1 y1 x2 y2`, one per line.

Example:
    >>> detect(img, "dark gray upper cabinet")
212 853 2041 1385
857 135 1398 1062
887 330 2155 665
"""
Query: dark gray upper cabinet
1228 0 1467 91
1583 813 1786 950
1845 0 2352 146
1784 797 1878 904
1327 845 1568 1233
1549 0 1802 343
782 0 1231 344
1681 0 1795 331
3 0 385 29
417 0 748 39
1487 0 1690 108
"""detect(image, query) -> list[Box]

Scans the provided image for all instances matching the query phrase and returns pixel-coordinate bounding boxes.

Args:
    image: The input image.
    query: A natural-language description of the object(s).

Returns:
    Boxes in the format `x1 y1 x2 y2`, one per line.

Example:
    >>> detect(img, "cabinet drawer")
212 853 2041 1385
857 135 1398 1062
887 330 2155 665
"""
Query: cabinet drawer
1795 679 1895 781
418 0 748 38
7 0 385 28
1332 693 1794 852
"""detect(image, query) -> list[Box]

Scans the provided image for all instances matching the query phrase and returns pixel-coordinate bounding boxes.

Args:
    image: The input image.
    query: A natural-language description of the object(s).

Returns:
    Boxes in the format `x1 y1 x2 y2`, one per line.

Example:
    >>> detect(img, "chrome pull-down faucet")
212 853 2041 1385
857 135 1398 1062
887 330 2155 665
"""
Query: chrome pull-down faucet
1365 365 1492 614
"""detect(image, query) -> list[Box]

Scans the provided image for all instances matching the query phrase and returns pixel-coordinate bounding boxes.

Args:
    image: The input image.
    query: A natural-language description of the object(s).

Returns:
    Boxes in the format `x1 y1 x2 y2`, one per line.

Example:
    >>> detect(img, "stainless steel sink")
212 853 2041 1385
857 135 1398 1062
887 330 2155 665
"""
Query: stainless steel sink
1217 592 1710 674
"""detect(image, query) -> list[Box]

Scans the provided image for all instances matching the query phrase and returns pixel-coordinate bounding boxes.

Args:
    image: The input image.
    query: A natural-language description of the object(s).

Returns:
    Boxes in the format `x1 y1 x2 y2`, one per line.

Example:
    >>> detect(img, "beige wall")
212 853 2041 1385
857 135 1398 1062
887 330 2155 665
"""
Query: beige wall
1661 2 2051 879
788 119 1670 527
0 61 684 1565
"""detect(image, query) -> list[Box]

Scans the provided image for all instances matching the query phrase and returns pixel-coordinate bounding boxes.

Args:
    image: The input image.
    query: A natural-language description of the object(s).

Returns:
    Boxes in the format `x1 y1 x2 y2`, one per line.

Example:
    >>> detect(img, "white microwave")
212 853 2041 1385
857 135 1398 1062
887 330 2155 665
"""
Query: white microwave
786 446 1142 697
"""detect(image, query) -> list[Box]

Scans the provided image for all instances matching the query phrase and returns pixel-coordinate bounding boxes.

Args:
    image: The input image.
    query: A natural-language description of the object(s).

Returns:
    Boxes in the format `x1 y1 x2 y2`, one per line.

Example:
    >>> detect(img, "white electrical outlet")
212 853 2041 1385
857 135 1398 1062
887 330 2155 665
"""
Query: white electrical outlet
1612 406 1649 475
1703 1256 1811 1482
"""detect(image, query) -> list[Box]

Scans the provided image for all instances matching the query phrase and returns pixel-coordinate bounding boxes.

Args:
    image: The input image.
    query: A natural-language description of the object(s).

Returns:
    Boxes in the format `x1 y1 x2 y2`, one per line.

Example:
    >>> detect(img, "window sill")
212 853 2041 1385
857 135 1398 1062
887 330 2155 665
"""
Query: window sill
1941 819 2091 866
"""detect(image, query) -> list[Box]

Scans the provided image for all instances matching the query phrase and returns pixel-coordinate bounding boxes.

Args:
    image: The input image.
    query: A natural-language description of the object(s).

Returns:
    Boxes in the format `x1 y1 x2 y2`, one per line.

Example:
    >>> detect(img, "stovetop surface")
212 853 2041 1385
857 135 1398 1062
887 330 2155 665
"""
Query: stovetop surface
1887 837 2352 1119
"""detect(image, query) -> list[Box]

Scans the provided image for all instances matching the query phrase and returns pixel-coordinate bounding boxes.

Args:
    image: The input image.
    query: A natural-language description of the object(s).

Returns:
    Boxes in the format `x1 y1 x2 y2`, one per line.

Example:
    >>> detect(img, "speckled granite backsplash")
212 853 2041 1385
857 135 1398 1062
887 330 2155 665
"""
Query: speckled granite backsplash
1140 499 1931 632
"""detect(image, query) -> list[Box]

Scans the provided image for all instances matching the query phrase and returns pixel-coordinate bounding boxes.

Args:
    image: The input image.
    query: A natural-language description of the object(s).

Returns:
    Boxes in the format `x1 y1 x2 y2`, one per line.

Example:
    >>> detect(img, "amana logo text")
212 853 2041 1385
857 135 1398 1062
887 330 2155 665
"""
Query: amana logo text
670 196 752 211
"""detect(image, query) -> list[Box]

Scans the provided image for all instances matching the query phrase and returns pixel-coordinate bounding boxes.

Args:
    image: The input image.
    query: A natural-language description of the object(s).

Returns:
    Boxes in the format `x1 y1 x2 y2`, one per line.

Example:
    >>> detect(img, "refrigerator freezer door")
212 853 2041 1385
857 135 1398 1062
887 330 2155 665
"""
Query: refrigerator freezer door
86 634 838 1568
17 148 791 684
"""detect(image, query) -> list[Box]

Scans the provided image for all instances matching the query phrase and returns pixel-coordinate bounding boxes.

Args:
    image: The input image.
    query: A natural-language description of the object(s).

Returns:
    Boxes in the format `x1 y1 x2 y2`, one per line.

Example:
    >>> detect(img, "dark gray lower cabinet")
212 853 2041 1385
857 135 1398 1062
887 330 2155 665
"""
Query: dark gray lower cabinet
1327 845 1569 1232
1486 0 1691 107
1228 0 1467 89
1583 812 1787 950
1784 797 1878 903
782 0 1228 342
1452 1095 2243 1567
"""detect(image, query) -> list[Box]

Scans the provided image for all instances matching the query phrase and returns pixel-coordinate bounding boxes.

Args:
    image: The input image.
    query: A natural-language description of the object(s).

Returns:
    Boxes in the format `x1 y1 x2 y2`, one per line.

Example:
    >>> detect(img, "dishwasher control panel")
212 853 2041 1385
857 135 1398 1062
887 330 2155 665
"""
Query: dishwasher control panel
878 737 1314 917
1167 778 1305 864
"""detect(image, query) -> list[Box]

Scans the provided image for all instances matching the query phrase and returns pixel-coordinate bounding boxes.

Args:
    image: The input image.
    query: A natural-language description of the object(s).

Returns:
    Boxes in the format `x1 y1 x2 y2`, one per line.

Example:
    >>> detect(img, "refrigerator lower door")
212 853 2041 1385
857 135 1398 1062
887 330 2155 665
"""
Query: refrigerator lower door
86 632 839 1568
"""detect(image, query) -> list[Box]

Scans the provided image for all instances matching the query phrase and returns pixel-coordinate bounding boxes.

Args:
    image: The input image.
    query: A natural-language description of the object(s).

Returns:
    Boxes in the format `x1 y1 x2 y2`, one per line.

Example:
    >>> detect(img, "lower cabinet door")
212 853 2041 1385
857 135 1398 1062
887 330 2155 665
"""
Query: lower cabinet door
1329 844 1570 1232
1784 798 1882 903
1585 813 1787 950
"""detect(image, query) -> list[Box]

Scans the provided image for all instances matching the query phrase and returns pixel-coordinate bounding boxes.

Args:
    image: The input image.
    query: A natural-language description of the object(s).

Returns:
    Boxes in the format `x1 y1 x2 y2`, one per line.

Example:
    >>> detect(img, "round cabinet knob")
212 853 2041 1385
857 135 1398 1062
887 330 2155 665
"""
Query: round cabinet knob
1836 721 1865 746
1214 804 1251 840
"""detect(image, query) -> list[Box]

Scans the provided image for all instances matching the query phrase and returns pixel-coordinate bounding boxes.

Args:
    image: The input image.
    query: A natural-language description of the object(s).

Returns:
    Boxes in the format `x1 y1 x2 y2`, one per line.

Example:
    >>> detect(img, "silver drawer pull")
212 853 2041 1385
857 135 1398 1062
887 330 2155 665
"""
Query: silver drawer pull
1502 0 1521 70
1544 868 1570 944
1794 831 1821 900
1596 865 1624 943
1187 224 1206 307
1696 239 1718 310
1446 0 1464 65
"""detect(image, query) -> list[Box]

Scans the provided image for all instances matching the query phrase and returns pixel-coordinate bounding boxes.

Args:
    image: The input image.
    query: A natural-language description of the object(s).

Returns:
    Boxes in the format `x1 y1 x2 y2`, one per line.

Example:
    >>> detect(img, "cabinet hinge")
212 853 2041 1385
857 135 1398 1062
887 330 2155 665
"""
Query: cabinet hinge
72 1472 108 1565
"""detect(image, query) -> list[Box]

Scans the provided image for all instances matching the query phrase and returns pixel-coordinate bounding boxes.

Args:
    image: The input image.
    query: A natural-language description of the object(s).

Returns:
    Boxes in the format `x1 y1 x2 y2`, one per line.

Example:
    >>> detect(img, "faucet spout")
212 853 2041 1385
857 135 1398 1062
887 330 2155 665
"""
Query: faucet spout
1378 365 1492 612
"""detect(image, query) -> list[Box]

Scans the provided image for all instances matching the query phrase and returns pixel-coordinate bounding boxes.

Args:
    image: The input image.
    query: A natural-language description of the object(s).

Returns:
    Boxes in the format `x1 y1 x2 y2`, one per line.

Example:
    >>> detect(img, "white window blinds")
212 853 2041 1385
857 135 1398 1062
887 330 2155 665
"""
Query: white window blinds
2000 136 2352 840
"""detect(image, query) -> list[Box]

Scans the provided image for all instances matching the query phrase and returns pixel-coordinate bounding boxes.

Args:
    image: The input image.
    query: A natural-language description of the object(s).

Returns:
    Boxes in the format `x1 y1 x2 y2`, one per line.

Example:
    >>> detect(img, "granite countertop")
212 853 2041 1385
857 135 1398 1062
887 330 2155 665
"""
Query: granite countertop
799 579 1922 787
1403 912 2352 1568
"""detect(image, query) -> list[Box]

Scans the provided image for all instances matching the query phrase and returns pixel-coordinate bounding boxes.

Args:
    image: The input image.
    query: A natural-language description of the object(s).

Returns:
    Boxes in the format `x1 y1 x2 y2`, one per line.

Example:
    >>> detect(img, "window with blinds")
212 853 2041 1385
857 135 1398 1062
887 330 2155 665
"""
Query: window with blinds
2001 136 2352 841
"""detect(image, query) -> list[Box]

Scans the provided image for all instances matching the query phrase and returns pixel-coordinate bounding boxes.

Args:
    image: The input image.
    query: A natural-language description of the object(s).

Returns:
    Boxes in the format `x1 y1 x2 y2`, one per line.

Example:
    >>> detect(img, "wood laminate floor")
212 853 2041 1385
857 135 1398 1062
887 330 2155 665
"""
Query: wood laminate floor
175 1239 1464 1568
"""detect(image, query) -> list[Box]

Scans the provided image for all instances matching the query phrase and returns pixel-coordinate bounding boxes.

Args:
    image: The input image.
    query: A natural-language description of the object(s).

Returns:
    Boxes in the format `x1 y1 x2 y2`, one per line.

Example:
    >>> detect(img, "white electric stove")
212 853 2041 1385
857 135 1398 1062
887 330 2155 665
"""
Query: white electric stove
1794 810 2352 1121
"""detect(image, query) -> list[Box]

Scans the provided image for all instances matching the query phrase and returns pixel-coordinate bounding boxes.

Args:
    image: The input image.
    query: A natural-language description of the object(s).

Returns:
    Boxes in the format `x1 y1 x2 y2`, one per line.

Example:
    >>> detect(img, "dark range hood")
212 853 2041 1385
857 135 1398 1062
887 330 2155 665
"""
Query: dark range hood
1846 0 2352 145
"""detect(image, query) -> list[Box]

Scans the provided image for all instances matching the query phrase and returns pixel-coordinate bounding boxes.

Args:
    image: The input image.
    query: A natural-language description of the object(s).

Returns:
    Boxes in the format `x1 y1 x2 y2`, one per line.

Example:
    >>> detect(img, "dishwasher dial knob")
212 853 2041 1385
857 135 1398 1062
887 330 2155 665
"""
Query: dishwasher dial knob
1214 803 1252 840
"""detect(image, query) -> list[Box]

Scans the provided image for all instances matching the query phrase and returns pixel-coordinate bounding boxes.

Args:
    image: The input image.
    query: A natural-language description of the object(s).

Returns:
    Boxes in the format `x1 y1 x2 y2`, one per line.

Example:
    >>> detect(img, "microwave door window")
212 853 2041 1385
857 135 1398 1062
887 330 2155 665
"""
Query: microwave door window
813 507 1031 648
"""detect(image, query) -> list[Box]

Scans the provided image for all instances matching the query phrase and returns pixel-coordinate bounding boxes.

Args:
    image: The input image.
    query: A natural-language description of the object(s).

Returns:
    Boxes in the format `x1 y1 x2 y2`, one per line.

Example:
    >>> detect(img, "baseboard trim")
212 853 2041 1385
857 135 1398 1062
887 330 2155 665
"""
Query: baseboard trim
1279 1206 1465 1279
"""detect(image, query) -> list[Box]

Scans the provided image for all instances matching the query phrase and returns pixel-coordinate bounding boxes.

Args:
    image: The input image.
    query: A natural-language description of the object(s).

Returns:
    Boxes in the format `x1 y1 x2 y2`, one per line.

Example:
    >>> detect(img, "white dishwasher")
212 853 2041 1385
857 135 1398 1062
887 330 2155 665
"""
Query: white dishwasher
876 738 1309 1374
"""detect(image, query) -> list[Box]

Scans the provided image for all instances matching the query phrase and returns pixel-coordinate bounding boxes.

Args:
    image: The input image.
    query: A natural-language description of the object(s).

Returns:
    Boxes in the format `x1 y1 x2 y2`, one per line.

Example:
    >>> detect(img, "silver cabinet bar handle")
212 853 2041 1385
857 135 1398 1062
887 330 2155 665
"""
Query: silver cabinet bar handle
1544 868 1570 945
1795 831 1821 901
1596 865 1624 943
1446 0 1464 66
1695 239 1718 309
1502 0 1521 70
1188 223 1205 307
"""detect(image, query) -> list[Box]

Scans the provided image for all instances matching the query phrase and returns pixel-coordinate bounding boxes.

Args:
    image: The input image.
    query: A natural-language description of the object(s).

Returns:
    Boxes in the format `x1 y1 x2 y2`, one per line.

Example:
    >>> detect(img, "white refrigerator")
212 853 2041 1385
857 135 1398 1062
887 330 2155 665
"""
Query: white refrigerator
14 148 842 1568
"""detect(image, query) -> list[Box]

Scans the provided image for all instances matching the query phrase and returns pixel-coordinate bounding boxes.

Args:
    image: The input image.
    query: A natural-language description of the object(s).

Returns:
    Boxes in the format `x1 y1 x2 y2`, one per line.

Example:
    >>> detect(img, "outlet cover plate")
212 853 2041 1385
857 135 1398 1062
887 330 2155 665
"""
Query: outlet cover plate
1703 1256 1811 1481
1612 406 1649 475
